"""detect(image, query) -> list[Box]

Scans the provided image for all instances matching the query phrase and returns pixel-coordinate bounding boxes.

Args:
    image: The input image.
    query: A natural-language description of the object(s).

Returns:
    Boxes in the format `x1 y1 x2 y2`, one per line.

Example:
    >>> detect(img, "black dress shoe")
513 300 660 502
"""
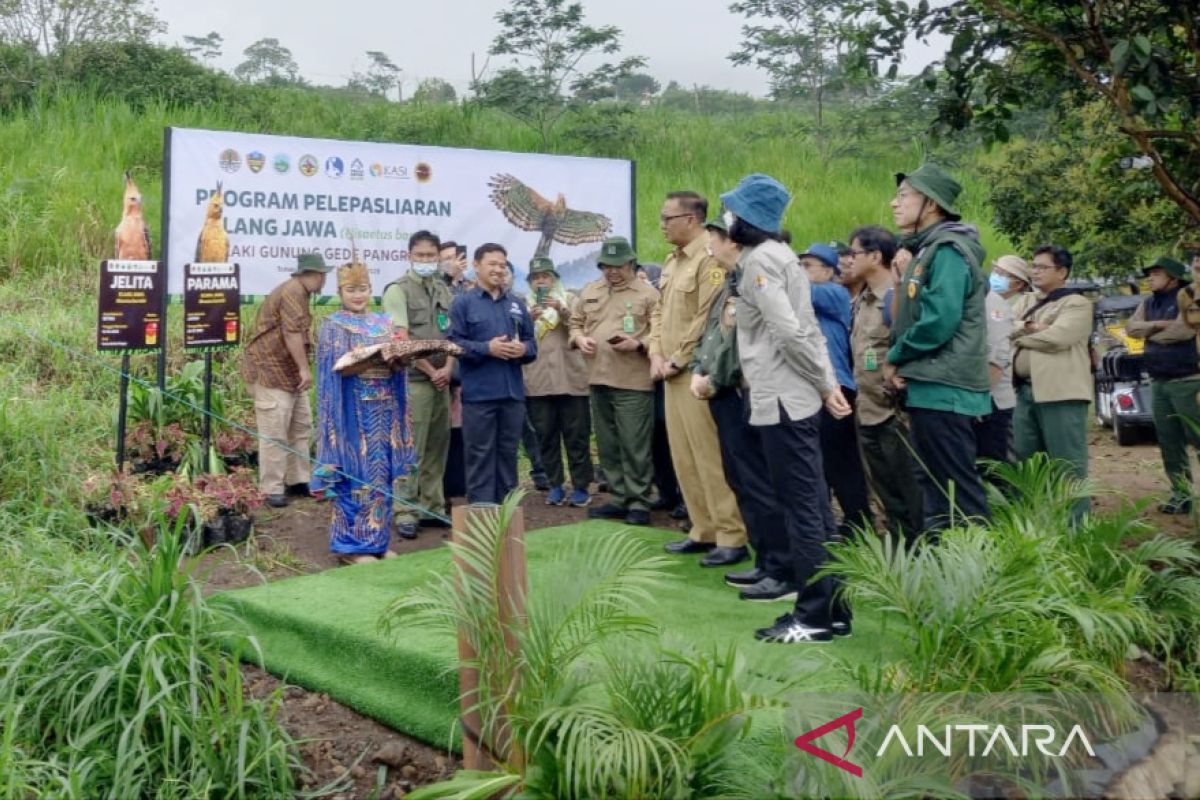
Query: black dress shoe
664 538 715 554
669 503 689 520
588 502 626 520
680 519 693 533
754 613 832 644
700 546 749 568
832 621 852 638
266 494 288 508
625 508 651 526
724 567 766 587
284 482 310 497
738 576 798 602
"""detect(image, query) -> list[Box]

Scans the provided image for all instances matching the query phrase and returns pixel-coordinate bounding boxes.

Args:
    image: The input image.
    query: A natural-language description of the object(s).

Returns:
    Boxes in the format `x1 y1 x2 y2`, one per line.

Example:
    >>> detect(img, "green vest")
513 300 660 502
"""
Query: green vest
389 271 453 378
893 225 990 392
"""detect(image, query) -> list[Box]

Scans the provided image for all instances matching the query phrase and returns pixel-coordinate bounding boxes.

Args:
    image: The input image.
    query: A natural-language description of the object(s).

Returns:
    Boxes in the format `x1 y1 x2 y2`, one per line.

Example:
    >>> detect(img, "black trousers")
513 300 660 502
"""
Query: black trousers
527 395 593 490
858 416 924 544
463 400 525 505
974 403 1014 481
443 427 466 501
759 404 850 629
651 381 682 505
819 388 872 533
520 409 547 483
908 407 991 532
708 388 789 578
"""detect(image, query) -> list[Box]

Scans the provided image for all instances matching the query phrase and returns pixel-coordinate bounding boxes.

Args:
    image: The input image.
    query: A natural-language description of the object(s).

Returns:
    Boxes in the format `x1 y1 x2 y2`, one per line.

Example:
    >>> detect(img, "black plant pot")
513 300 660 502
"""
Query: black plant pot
225 513 253 545
201 515 227 549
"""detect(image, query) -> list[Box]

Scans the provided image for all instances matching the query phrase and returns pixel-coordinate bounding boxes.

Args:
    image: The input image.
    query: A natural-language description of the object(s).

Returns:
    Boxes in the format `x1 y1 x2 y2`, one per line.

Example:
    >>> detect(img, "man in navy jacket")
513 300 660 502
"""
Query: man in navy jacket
448 244 538 504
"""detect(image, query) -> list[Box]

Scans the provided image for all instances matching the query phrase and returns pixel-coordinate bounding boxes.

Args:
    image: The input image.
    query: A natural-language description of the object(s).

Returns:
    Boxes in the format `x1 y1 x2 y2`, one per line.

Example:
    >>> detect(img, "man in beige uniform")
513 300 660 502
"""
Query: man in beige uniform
649 191 748 566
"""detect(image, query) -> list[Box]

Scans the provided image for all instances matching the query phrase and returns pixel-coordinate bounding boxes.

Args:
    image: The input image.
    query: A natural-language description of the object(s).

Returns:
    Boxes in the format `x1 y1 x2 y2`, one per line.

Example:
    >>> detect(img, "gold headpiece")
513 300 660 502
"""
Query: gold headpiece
337 261 371 290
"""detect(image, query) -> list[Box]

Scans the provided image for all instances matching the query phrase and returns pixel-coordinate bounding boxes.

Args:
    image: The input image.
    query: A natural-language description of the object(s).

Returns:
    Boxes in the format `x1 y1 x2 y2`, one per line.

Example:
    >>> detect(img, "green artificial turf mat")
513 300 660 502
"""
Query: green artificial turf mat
214 521 895 751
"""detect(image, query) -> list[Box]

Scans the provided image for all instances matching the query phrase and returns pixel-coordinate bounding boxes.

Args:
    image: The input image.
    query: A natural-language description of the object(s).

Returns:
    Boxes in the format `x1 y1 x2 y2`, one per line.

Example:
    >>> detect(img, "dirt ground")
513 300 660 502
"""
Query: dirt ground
198 429 1194 798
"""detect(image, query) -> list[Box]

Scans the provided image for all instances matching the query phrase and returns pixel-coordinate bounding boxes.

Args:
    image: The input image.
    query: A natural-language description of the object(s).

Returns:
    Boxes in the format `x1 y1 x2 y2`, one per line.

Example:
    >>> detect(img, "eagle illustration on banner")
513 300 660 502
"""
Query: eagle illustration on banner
488 173 613 258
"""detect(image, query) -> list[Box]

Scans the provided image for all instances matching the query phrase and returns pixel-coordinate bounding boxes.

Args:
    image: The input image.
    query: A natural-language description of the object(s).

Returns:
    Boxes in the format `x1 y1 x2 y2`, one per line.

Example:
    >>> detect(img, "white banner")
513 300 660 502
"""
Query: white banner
164 127 635 295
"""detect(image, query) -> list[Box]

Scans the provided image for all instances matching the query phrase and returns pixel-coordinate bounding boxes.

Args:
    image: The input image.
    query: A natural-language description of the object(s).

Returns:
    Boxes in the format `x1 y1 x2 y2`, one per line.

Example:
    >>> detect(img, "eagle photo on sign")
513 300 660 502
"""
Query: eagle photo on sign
488 173 613 258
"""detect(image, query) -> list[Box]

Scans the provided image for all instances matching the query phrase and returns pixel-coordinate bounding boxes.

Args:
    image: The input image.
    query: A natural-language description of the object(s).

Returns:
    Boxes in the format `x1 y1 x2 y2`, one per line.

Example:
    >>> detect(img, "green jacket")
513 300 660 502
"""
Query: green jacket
382 271 454 379
691 274 741 390
888 222 990 393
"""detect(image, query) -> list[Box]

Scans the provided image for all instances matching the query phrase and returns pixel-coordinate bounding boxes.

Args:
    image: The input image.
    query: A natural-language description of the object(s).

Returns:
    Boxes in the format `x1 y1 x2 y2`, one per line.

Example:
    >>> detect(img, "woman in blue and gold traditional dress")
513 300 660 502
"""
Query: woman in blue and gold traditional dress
315 261 415 564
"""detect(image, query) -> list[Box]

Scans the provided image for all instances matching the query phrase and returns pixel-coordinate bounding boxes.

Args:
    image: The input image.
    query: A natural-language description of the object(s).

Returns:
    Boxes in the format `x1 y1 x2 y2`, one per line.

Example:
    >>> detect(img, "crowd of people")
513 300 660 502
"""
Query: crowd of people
238 164 1200 644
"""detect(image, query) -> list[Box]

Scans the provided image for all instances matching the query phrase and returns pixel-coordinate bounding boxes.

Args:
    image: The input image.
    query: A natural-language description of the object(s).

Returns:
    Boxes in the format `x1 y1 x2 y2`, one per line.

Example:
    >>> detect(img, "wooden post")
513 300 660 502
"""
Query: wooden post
451 502 527 771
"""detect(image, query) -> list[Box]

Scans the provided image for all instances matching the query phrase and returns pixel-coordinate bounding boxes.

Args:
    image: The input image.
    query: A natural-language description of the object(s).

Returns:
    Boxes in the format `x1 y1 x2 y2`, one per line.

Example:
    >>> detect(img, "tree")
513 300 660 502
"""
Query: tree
612 72 659 102
473 0 645 145
412 76 456 104
850 0 1200 232
0 0 164 55
729 0 872 126
181 31 222 66
233 37 299 85
349 50 399 98
983 100 1189 277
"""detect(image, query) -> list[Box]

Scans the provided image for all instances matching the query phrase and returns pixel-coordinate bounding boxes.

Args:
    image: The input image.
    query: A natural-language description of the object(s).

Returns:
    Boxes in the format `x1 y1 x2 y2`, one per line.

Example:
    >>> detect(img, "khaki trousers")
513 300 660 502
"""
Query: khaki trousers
396 379 451 523
251 383 313 495
663 374 746 547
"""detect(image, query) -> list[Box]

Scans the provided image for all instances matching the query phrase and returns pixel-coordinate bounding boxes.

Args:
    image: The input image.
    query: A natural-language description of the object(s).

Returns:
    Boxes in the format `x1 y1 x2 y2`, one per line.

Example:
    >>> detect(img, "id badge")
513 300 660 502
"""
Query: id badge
622 314 635 334
436 310 449 332
864 348 879 371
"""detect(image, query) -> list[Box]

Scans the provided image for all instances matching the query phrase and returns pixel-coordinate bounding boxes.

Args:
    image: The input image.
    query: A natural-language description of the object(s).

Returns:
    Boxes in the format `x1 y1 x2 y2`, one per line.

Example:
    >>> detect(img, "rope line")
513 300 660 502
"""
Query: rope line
3 321 452 524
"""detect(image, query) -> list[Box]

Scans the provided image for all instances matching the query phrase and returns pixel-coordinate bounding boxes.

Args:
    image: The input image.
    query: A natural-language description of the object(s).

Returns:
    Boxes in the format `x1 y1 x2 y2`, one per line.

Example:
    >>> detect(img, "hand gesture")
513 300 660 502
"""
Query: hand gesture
610 336 641 353
823 385 852 419
690 373 712 400
575 336 597 356
296 367 313 392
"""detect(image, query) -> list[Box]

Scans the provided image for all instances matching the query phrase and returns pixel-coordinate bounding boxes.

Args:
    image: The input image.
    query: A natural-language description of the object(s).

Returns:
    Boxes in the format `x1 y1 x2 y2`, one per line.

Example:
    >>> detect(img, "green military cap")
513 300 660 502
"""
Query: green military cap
895 164 962 221
597 236 637 267
292 252 332 275
829 240 850 255
1143 256 1190 281
704 217 728 233
528 255 559 279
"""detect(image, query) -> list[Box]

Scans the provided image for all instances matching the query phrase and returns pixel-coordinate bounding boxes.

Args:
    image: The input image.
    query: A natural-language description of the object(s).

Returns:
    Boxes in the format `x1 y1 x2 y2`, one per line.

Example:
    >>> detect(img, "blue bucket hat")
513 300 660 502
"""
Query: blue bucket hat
720 173 791 234
800 243 839 273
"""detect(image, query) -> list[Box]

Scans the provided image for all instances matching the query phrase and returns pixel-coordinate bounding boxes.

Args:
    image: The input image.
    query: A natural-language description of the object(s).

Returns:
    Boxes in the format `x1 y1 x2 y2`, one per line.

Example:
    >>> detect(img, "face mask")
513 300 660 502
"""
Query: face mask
988 272 1010 293
413 262 439 278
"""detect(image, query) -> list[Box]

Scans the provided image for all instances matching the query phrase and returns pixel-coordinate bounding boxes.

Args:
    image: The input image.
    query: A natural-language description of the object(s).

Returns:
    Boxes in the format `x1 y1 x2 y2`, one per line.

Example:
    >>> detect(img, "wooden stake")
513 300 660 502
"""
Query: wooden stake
451 502 527 771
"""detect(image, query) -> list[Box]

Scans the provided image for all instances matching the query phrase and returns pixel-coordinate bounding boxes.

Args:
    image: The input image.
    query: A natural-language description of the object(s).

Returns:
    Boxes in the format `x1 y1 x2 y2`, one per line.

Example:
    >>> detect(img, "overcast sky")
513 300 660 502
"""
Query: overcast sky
154 0 944 97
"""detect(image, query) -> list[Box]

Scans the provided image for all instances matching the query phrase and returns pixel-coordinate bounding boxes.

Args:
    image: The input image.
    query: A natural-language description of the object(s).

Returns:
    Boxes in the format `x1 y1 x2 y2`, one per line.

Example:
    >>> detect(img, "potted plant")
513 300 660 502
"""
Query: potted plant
162 468 264 550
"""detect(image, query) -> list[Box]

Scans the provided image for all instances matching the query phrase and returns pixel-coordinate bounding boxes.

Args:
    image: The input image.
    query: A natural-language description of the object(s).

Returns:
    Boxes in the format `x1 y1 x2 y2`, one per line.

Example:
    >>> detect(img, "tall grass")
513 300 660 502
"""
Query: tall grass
0 519 299 798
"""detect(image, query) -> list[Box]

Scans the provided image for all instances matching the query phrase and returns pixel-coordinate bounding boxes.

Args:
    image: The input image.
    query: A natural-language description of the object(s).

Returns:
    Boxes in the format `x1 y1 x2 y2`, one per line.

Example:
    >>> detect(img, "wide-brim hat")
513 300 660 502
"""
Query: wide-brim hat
992 254 1032 284
896 164 962 221
720 173 791 233
597 236 637 266
293 252 332 275
528 255 559 279
1143 256 1190 281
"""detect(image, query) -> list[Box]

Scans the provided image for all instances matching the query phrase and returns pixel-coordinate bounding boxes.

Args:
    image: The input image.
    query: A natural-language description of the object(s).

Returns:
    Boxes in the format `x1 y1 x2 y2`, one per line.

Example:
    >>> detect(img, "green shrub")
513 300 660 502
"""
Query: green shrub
0 522 299 798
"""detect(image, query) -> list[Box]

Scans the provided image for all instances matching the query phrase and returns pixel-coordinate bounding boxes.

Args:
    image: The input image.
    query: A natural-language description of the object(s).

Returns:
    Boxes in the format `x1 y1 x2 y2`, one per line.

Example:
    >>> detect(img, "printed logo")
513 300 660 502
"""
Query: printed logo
246 151 265 173
415 162 432 182
350 158 365 180
273 153 290 174
369 162 383 178
794 708 863 777
298 155 319 177
606 244 617 255
218 148 241 173
325 156 344 178
374 164 410 180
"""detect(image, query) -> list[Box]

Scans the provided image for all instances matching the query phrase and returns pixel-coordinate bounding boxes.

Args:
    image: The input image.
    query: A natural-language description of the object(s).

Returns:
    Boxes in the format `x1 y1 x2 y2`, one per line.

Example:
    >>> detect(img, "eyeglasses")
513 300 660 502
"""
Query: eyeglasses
659 213 693 224
1030 262 1060 271
848 248 873 257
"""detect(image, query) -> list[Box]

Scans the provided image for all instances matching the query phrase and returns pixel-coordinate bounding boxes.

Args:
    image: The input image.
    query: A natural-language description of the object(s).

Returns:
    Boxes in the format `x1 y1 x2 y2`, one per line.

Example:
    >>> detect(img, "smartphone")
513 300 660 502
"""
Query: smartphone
606 334 625 345
535 286 549 305
455 244 467 259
